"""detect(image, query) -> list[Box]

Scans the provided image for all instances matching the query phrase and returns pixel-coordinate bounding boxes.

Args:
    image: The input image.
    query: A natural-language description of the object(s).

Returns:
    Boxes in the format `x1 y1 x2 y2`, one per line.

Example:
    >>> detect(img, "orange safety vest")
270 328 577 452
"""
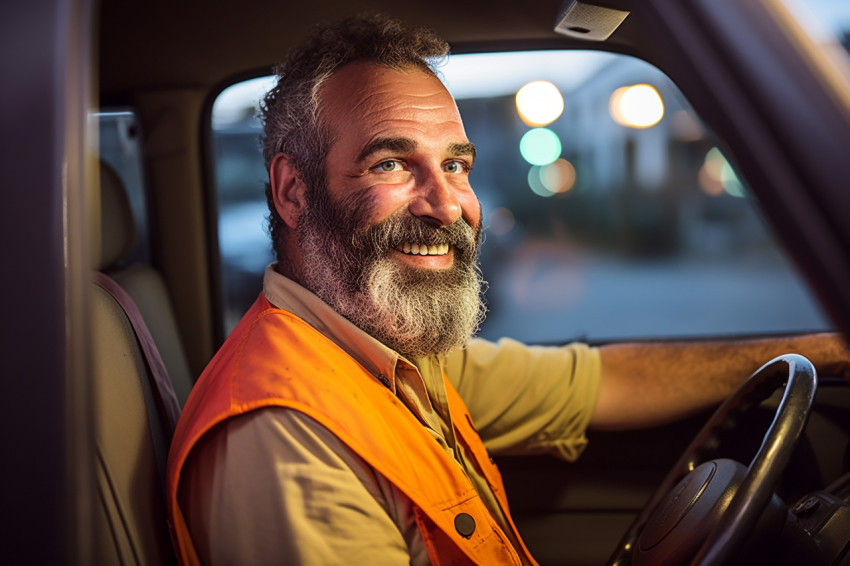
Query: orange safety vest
166 294 538 566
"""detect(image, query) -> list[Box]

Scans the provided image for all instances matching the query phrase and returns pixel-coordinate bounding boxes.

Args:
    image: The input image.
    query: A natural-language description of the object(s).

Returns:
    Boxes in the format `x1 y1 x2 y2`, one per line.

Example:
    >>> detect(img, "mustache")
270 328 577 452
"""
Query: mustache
357 212 481 259
364 211 480 249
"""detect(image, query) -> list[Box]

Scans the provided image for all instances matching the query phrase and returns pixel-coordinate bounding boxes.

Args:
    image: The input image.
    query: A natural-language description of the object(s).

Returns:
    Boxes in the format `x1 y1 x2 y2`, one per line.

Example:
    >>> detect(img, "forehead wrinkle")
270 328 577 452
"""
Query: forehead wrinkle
354 89 453 119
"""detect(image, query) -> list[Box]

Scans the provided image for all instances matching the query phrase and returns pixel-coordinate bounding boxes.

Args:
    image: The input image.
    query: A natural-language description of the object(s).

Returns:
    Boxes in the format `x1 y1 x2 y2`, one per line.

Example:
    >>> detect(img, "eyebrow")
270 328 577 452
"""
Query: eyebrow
356 137 478 166
357 137 417 164
448 142 477 165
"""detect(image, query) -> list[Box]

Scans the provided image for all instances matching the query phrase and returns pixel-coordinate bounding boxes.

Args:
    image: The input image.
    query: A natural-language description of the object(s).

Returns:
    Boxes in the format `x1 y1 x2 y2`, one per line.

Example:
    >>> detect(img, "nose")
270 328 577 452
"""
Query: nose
408 168 462 227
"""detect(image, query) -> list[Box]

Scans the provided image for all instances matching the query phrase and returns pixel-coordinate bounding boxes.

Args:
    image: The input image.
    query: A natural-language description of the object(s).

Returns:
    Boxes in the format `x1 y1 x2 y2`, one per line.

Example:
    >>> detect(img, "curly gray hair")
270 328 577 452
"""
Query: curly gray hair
260 12 450 263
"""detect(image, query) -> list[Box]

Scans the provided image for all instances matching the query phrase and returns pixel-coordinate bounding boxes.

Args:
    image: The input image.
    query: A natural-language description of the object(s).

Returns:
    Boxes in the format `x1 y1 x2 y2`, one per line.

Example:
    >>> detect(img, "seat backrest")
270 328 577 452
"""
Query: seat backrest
92 160 186 565
98 161 193 405
92 281 178 565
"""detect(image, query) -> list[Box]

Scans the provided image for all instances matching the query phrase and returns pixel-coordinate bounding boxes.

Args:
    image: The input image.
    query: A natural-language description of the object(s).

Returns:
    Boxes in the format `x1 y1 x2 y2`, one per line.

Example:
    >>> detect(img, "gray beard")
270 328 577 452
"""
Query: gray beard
326 252 486 358
294 192 486 358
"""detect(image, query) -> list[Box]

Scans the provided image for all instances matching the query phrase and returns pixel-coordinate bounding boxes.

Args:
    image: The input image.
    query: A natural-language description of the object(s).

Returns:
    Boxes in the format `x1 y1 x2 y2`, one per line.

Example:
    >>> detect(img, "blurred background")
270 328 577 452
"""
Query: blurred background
102 0 850 344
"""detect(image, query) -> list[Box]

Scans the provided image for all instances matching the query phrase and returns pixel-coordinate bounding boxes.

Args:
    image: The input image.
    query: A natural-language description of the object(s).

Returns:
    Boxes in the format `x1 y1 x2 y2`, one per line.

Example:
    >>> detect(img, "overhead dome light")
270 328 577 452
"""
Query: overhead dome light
554 1 630 42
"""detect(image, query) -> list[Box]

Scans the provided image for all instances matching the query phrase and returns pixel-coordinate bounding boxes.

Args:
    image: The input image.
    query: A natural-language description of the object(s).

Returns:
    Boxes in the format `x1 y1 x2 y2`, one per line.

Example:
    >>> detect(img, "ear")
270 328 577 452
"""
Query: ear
270 153 306 229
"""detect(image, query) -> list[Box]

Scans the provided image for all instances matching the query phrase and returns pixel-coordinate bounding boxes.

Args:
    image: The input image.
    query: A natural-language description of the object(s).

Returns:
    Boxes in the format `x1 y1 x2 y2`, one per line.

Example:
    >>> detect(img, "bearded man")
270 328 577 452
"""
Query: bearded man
166 13 850 566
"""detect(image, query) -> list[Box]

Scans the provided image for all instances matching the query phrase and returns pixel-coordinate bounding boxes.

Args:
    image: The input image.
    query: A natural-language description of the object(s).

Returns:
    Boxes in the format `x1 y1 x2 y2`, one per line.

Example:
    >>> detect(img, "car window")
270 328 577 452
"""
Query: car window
98 110 150 265
782 0 850 46
211 81 277 330
211 50 832 342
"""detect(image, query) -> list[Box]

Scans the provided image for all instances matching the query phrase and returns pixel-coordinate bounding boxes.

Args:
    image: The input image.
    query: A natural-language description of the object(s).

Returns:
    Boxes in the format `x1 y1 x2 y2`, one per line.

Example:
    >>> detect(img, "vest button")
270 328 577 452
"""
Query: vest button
454 513 476 538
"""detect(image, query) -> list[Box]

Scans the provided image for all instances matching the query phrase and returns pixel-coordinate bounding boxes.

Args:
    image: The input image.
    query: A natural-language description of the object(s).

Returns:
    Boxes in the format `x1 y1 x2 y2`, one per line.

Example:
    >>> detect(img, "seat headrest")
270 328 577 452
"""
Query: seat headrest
99 160 138 271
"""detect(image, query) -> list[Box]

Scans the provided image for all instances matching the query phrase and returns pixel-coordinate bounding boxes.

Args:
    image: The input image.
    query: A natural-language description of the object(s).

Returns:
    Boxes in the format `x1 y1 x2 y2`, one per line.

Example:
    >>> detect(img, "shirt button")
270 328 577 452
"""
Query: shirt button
454 513 476 538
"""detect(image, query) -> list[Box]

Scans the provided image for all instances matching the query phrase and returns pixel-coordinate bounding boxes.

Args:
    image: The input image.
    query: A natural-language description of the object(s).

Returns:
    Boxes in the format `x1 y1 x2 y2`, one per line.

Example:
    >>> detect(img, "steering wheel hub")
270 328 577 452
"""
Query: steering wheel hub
636 460 746 565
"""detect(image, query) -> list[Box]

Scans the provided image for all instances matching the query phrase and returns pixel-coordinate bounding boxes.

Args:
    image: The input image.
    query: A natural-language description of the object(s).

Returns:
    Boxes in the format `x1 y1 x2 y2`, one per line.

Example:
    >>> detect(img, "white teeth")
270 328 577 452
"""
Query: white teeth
396 242 450 256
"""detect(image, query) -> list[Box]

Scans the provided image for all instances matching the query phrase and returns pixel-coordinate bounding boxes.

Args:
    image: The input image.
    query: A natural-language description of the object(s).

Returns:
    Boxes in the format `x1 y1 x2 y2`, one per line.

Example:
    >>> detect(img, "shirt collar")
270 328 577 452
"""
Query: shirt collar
263 264 416 391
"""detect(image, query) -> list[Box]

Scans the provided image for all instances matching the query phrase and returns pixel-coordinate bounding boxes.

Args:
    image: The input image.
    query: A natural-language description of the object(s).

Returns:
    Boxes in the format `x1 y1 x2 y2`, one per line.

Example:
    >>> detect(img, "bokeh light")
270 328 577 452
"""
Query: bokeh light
519 128 562 166
540 158 577 194
527 159 577 197
527 166 550 197
698 147 745 197
609 84 665 129
515 80 565 126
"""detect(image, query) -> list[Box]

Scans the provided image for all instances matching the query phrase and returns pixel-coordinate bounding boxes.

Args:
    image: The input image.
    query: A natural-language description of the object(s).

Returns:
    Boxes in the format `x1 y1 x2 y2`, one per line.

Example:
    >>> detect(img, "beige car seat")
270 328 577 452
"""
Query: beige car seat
98 161 193 405
91 160 190 565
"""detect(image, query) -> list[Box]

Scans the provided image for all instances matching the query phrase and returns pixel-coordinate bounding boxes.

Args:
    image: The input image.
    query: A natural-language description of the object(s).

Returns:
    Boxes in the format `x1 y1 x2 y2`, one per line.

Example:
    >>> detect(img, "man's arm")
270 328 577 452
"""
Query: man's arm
590 333 850 430
446 338 601 460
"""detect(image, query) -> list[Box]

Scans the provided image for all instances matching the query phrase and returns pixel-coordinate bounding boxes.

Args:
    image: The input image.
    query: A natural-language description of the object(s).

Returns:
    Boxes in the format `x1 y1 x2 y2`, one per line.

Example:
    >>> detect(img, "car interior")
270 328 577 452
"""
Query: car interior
3 0 850 564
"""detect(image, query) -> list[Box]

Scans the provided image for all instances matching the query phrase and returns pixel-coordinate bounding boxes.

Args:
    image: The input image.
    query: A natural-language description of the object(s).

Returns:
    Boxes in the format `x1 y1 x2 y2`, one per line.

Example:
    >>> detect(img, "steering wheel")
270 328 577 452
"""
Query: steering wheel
607 354 817 566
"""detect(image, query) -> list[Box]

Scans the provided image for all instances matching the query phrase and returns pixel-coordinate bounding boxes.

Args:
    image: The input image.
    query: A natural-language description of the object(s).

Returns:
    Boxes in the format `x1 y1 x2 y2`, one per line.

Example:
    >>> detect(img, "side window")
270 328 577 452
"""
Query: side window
97 110 150 265
212 78 277 331
210 51 831 341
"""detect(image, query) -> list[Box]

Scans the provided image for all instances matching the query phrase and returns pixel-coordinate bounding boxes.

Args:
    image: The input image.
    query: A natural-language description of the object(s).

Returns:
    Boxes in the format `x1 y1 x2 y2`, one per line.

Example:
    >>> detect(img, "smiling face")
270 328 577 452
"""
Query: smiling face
320 61 482 258
279 61 486 357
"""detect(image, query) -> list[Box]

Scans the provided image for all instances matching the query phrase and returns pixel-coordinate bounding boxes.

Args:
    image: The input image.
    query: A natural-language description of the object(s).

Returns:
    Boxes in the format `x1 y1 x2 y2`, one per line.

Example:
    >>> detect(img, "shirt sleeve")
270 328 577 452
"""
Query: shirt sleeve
178 407 427 566
444 337 601 461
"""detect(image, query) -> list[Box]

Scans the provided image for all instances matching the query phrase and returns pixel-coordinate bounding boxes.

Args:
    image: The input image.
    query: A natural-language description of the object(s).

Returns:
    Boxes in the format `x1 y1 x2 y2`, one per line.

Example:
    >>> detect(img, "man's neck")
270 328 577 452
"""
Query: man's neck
274 258 307 288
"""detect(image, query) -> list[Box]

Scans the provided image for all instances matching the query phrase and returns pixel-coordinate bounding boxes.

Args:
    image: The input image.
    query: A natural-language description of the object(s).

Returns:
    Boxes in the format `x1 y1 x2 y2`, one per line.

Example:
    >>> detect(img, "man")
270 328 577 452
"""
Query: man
166 13 849 566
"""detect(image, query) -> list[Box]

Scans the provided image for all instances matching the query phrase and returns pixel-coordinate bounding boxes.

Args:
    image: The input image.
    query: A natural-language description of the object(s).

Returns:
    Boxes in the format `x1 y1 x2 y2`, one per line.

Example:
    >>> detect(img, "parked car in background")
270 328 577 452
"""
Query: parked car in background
2 0 850 564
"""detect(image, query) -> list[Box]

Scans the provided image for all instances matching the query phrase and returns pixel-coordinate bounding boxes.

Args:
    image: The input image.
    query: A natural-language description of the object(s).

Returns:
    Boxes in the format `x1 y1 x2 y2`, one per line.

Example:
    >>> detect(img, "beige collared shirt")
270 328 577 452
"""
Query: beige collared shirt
179 266 600 565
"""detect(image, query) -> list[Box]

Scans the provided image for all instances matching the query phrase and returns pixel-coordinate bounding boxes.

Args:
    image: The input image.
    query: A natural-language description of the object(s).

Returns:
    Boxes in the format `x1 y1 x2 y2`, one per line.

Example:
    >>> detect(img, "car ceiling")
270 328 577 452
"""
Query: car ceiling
98 0 647 99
